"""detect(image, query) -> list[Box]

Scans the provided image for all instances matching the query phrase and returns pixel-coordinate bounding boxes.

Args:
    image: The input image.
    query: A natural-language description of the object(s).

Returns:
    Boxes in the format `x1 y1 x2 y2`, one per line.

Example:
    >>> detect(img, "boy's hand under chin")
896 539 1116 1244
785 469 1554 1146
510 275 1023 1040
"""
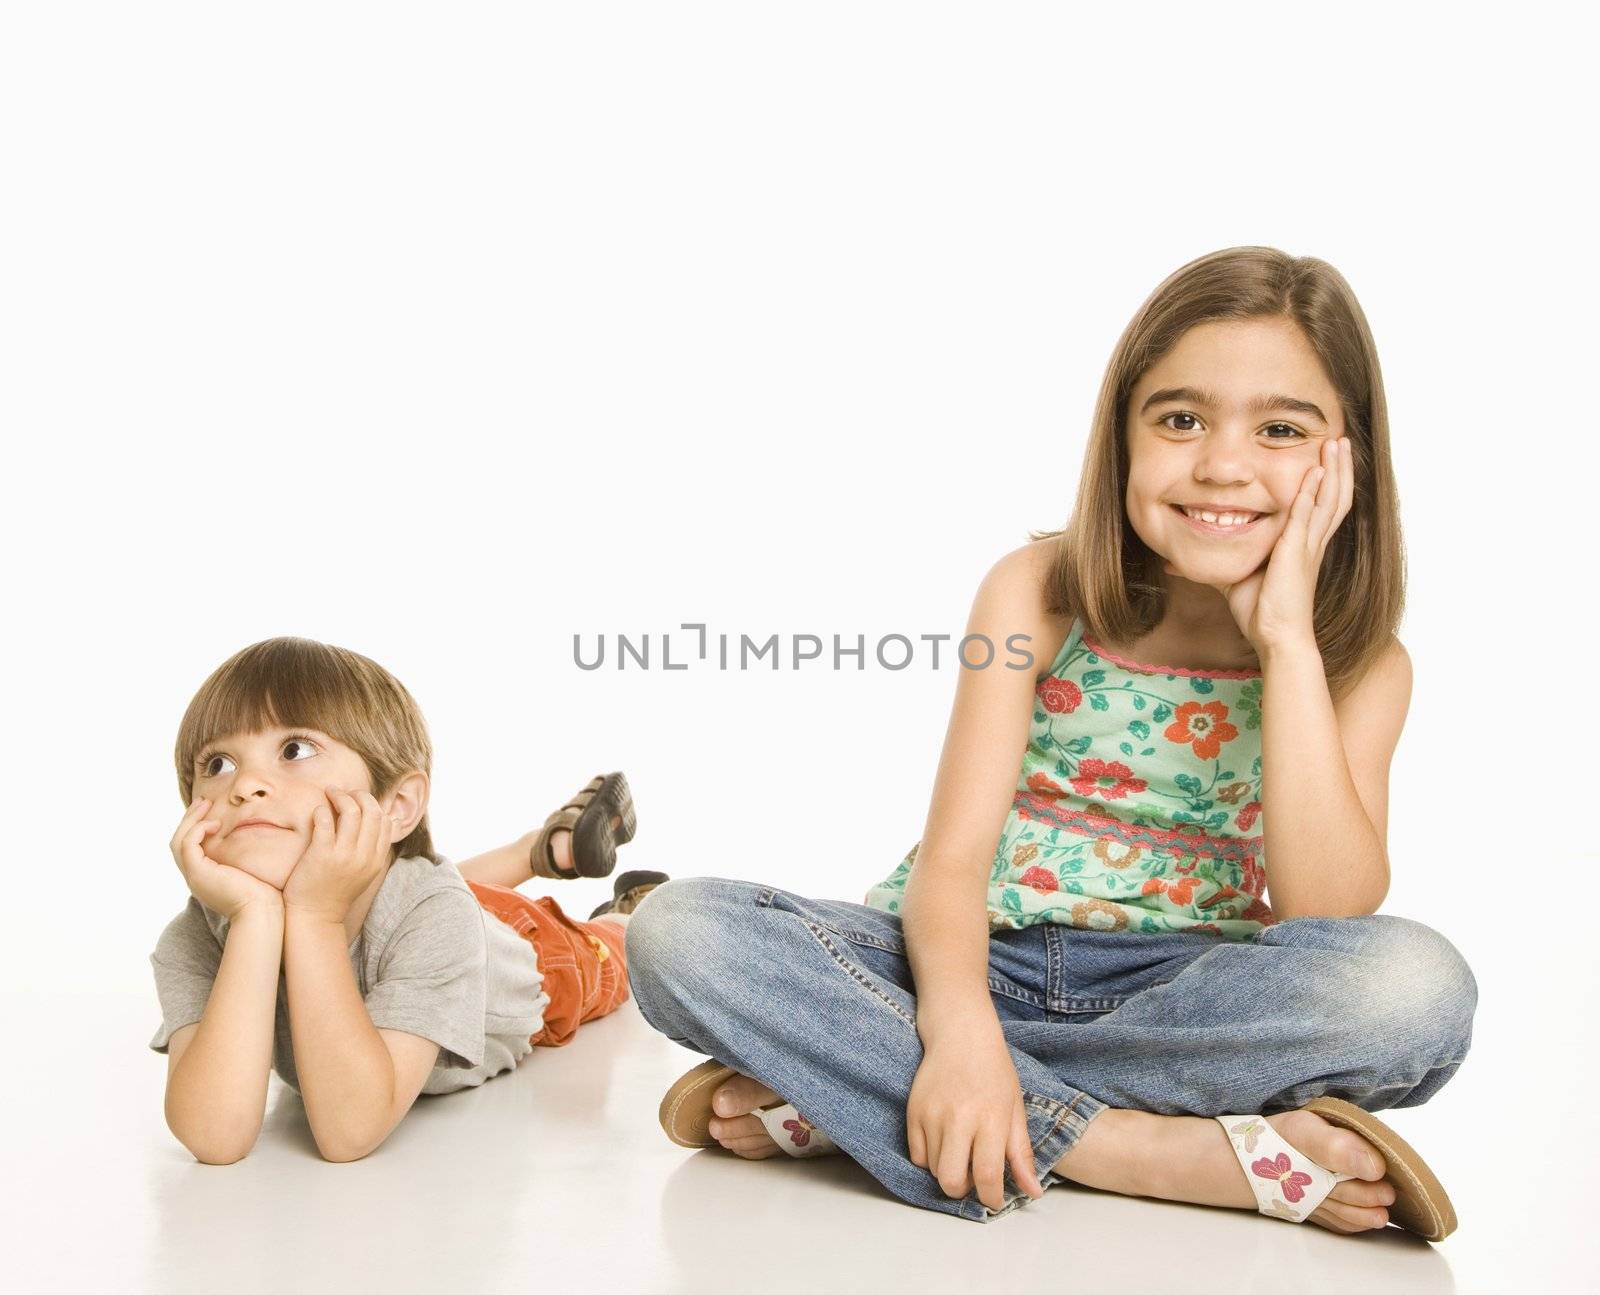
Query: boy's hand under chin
282 788 395 927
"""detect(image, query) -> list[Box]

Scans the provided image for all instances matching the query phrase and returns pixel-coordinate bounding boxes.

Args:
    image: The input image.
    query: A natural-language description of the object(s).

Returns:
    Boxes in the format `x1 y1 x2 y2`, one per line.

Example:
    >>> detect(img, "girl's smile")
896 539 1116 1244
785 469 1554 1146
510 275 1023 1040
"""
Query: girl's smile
1168 503 1270 536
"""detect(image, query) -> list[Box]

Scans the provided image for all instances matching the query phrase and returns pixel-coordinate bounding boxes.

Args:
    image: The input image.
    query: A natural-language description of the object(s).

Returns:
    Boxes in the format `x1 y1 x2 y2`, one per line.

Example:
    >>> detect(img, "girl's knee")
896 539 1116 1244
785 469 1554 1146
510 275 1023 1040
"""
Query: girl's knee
624 875 763 992
1266 913 1476 1048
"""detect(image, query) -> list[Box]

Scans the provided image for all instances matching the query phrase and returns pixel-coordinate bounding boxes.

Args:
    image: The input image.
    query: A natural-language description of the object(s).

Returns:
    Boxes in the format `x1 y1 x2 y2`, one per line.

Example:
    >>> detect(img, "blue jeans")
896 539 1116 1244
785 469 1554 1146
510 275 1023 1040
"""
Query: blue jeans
623 876 1478 1223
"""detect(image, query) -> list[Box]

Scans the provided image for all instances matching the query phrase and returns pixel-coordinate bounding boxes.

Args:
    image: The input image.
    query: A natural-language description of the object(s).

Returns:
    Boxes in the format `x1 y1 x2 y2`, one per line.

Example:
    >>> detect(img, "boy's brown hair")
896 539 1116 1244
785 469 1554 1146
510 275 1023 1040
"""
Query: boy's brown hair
1028 244 1406 704
174 637 440 863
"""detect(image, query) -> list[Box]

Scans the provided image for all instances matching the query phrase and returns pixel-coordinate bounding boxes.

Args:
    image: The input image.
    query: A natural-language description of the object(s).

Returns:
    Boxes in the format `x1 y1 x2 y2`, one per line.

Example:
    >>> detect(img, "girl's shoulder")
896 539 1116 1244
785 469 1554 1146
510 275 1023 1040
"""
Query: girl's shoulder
980 538 1074 680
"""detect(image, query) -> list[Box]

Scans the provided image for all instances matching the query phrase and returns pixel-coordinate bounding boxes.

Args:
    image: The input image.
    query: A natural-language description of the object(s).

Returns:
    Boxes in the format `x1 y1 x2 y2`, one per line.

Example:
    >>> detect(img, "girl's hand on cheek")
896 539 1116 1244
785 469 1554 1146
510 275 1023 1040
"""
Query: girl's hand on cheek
1205 437 1353 655
170 798 285 921
282 788 394 926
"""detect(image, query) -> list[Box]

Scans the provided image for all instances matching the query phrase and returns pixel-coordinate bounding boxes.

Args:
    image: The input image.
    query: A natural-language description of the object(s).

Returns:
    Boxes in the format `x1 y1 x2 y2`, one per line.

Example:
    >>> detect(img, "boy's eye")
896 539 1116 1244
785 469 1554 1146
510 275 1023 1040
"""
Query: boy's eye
282 737 318 761
196 735 321 779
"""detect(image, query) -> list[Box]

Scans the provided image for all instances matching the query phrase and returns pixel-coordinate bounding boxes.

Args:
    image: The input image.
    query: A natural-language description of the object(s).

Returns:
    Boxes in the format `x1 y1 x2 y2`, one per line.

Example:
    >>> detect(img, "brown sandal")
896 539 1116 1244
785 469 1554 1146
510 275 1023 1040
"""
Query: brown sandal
529 772 636 880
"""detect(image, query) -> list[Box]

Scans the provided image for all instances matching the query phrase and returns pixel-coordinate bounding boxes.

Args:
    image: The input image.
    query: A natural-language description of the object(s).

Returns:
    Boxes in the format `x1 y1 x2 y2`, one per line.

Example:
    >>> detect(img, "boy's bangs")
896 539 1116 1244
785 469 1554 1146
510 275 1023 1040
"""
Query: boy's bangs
177 639 369 778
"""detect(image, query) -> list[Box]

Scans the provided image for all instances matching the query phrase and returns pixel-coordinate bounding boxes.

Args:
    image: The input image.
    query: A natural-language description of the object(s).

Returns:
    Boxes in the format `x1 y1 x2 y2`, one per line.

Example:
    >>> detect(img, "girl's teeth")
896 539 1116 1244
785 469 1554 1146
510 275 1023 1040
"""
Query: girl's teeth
1181 507 1257 526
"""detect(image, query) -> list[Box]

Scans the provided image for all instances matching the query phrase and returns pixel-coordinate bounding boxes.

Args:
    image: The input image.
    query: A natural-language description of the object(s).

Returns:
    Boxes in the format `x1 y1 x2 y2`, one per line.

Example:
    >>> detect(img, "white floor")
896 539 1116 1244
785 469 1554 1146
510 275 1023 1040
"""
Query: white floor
8 983 1586 1295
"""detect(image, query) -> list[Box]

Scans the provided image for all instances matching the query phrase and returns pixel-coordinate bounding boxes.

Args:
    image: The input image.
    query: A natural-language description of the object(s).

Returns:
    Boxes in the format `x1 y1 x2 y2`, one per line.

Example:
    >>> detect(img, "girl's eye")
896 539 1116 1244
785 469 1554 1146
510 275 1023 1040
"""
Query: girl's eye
1158 413 1306 440
196 735 319 779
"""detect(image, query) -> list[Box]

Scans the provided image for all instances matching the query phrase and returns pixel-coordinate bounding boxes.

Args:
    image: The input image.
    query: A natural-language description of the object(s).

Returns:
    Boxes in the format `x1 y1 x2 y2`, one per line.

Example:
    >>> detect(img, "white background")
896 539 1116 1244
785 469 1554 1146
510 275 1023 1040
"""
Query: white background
3 3 1595 1291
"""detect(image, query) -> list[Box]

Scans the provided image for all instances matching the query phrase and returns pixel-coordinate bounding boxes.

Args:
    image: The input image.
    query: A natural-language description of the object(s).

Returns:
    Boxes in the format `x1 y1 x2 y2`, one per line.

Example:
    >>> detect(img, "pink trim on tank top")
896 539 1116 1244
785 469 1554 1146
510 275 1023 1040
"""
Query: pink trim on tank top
1079 632 1262 679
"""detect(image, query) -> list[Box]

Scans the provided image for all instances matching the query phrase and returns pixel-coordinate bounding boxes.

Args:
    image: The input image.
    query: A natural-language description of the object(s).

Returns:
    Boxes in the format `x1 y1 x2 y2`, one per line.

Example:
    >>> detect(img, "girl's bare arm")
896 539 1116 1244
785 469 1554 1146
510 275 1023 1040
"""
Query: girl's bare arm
903 540 1070 1047
162 902 283 1164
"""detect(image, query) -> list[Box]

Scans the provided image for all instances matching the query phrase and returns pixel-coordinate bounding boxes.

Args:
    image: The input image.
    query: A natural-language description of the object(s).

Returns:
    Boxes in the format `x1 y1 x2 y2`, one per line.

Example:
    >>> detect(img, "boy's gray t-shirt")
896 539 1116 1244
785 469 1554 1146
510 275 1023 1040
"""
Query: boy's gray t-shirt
148 855 552 1095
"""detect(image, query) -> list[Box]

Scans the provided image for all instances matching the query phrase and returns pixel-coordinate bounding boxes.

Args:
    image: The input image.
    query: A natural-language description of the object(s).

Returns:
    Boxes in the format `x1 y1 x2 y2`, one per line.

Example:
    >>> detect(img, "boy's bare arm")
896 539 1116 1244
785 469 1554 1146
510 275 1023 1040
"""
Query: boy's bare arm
163 903 283 1164
282 910 440 1162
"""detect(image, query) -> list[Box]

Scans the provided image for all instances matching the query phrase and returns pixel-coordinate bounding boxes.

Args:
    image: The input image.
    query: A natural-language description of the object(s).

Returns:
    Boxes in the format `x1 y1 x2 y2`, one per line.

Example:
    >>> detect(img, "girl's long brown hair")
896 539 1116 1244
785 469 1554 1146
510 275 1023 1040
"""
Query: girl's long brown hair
1029 245 1405 703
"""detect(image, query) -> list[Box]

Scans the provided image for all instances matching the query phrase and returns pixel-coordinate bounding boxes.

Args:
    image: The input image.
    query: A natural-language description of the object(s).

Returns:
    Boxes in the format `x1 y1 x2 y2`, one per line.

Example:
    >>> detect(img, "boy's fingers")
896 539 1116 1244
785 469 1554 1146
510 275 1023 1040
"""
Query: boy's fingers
170 799 209 852
354 791 383 860
310 802 331 850
327 789 356 853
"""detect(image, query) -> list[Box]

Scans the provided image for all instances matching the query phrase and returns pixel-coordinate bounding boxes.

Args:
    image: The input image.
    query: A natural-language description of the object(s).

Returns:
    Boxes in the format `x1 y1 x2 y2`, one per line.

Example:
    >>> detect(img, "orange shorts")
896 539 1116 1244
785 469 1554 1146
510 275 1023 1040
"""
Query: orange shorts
465 879 630 1048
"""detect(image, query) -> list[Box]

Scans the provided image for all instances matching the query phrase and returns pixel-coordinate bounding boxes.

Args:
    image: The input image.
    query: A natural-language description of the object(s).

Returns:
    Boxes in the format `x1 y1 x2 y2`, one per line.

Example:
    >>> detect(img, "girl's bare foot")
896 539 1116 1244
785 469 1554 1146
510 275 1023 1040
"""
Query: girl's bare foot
705 1072 790 1159
708 1074 1398 1235
1053 1105 1398 1235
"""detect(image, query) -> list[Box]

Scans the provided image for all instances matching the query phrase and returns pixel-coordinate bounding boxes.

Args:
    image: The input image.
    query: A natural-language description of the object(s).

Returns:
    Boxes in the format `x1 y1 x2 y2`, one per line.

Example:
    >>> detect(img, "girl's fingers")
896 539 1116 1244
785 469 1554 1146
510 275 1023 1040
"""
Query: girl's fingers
925 1126 946 1187
1338 438 1355 520
1293 464 1323 541
1316 439 1339 531
935 1131 975 1200
971 1128 1008 1210
907 1117 927 1168
1009 1109 1044 1197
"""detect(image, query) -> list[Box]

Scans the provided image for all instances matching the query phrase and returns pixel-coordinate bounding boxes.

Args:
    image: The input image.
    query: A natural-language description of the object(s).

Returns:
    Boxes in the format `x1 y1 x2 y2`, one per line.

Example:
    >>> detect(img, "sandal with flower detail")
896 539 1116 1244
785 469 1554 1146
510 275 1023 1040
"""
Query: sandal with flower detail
529 771 636 880
1215 1096 1457 1240
659 1058 840 1158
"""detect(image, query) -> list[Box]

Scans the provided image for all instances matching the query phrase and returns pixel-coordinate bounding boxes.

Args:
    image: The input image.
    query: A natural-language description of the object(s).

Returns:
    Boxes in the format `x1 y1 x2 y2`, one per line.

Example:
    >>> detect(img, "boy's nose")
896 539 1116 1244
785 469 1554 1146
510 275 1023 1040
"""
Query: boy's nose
229 774 275 800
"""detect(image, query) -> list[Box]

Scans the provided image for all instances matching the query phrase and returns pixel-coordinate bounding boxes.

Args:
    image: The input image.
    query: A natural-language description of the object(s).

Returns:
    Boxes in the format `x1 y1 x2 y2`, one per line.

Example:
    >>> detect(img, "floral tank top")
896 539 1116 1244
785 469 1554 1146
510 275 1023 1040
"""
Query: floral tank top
862 616 1276 940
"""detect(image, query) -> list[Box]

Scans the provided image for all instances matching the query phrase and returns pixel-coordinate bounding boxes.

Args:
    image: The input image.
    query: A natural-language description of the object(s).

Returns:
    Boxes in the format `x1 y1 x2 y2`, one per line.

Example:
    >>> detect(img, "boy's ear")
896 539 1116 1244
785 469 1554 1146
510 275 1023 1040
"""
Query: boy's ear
385 770 430 844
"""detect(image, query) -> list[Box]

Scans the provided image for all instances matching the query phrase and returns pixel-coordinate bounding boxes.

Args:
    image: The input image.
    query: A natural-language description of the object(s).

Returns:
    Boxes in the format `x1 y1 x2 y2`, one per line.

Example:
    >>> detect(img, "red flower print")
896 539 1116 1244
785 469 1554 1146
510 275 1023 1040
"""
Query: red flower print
1027 772 1069 800
1069 759 1147 801
1190 922 1224 936
1037 677 1082 714
782 1113 818 1147
1163 701 1239 760
1236 801 1262 831
1242 896 1276 925
1240 857 1265 899
1198 884 1241 911
1142 876 1201 906
1019 866 1059 894
1252 1152 1315 1203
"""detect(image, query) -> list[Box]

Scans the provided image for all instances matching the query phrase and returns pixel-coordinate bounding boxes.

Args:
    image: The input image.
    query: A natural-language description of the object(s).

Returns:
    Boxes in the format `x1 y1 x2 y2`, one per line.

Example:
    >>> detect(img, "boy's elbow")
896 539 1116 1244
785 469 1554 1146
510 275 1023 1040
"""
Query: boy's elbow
176 1126 257 1165
166 1105 261 1166
192 1142 253 1166
315 1134 367 1163
312 1116 394 1163
315 1131 384 1163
